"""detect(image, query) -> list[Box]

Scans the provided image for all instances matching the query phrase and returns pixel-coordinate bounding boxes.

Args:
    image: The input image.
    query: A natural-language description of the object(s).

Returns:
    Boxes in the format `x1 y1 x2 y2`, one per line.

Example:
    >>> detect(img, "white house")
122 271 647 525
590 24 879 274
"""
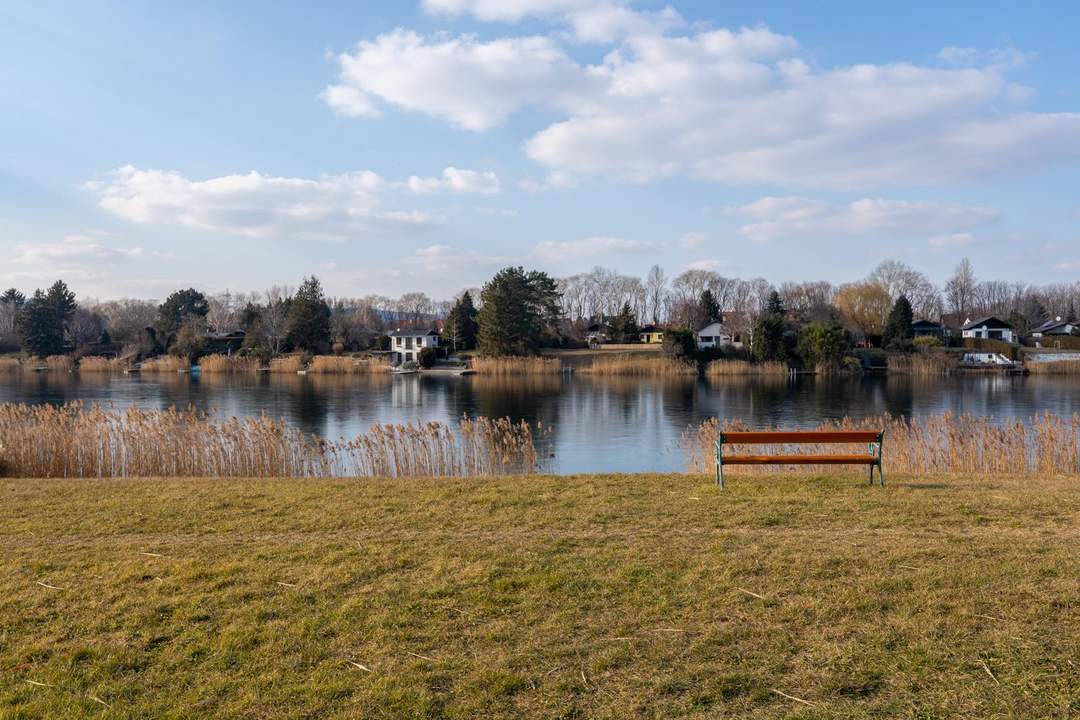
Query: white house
389 329 439 364
960 316 1016 343
696 321 741 350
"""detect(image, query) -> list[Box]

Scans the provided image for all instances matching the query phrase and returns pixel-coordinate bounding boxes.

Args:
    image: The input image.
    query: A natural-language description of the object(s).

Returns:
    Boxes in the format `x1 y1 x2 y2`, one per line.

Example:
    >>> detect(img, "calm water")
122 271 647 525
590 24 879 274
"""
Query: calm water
2 372 1078 473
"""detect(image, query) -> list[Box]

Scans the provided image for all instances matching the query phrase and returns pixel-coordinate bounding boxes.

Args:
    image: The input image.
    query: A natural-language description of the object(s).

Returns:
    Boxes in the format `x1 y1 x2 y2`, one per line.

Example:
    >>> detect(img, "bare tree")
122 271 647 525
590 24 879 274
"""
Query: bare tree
644 265 667 323
258 286 292 354
93 298 158 344
944 258 977 320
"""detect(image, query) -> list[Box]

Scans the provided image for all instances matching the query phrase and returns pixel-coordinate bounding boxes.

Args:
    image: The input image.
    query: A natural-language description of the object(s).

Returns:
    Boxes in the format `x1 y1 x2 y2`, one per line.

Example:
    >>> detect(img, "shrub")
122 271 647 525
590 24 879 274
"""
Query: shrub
661 328 696 362
913 336 942 349
417 346 437 369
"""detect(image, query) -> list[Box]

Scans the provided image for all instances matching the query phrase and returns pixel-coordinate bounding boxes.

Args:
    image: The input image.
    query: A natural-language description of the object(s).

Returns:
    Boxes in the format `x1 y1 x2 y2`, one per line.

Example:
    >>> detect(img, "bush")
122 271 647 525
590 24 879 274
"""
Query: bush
417 346 437 369
913 335 942 349
662 328 696 362
374 335 391 351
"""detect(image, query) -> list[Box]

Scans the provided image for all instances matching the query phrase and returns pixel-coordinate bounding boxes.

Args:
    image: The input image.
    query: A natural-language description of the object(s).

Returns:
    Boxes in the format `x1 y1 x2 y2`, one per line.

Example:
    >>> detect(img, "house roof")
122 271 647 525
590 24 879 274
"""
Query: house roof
961 316 1013 331
388 329 438 337
586 323 610 332
911 319 941 329
1033 318 1074 334
640 325 663 333
696 321 726 334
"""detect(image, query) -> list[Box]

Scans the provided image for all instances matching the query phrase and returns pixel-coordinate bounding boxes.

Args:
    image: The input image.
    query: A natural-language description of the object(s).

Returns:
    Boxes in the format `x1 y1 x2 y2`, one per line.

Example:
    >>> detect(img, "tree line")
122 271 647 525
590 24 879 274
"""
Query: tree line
1 257 1077 362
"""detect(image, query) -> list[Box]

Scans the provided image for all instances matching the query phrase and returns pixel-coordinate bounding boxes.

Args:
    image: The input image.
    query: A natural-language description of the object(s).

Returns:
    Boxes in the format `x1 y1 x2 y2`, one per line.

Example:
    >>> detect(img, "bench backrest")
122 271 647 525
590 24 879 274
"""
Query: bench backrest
719 430 882 444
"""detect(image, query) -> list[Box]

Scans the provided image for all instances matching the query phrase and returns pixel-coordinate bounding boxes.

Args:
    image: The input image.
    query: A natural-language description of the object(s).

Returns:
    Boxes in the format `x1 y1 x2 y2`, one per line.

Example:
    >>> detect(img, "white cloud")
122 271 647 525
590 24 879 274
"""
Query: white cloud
679 231 707 249
405 244 516 274
928 232 976 250
327 23 1080 189
13 234 143 265
685 258 737 274
1054 260 1080 272
325 30 588 130
87 165 433 241
422 0 683 42
404 167 501 194
725 197 999 243
531 235 661 261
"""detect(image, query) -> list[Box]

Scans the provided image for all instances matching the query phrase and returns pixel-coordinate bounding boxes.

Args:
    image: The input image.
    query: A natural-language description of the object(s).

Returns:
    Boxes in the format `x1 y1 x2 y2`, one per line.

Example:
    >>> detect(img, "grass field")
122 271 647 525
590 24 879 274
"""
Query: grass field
1 473 1078 718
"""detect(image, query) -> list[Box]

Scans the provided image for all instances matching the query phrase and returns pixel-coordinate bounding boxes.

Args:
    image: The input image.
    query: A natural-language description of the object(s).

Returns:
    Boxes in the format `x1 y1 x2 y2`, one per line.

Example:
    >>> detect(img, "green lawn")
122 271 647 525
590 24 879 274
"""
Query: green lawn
1 473 1078 718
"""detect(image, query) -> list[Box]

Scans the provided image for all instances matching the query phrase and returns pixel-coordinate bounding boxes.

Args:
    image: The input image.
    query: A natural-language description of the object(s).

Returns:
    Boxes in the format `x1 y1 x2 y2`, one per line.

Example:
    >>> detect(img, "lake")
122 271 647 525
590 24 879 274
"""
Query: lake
2 372 1078 474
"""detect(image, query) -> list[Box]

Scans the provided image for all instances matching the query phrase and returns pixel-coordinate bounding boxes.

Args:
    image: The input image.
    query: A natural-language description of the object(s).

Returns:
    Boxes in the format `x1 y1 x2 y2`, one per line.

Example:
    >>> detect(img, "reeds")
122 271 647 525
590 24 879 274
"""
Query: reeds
268 355 307 374
78 356 127 373
580 356 697 376
1026 359 1080 374
705 360 788 376
683 412 1080 476
308 355 389 374
471 357 563 375
887 353 958 376
45 355 75 373
0 358 20 372
198 354 261 373
139 356 190 373
0 403 549 479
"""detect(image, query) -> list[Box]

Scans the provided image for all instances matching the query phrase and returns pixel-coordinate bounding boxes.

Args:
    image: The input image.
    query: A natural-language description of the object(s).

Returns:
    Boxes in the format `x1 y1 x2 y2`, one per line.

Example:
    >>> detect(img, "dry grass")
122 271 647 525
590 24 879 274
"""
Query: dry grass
139 356 190 373
471 357 563 375
197 353 261 373
0 403 547 479
1026 358 1080 374
268 354 307 374
684 412 1080 476
0 473 1077 718
0 357 21 372
580 356 696 376
886 352 958 376
705 359 788 376
77 356 127 373
308 355 389 374
45 355 74 373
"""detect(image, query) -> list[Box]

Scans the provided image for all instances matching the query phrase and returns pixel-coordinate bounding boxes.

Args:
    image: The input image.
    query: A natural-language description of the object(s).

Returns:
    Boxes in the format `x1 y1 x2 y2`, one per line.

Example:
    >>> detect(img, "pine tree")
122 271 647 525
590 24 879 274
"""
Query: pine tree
444 291 479 351
477 267 561 356
286 276 331 352
15 281 77 357
156 288 209 337
699 289 721 326
610 301 640 343
751 290 787 362
882 295 914 349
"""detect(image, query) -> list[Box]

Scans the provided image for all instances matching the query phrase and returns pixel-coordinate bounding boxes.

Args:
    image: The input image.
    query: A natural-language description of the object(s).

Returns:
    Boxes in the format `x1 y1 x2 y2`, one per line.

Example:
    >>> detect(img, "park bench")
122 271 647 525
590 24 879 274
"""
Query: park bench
715 430 884 488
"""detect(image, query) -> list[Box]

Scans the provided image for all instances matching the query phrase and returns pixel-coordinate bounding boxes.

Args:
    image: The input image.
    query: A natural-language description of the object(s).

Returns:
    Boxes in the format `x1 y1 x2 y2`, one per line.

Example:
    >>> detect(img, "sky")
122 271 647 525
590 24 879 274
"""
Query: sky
1 0 1078 301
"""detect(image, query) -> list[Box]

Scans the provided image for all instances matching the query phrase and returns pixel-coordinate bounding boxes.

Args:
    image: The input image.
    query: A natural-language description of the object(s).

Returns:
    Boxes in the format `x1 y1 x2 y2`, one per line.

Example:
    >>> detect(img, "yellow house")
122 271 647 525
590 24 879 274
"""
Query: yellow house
639 325 664 344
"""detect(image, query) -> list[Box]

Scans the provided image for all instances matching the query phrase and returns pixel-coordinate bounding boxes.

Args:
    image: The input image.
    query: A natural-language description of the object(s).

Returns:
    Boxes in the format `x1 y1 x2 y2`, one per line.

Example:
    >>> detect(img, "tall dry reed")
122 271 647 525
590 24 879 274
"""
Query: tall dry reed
0 358 20 372
308 355 389 374
887 353 958 376
1026 359 1080 374
198 354 261 373
471 357 563 375
0 403 548 479
268 355 307 373
683 412 1080 477
45 355 75 373
705 360 788 376
580 356 696 376
140 356 190 373
78 356 127 373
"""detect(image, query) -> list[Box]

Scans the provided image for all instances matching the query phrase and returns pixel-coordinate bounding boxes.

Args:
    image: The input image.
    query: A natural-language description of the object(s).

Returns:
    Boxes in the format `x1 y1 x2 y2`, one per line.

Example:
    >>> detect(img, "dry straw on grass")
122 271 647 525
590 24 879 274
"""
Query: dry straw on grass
139 356 190 373
308 355 389 374
705 360 788 376
887 353 958 376
268 355 307 374
198 354 261 373
683 412 1080 476
580 357 696 376
1026 359 1080 374
0 403 548 479
78 356 127 373
471 357 563 375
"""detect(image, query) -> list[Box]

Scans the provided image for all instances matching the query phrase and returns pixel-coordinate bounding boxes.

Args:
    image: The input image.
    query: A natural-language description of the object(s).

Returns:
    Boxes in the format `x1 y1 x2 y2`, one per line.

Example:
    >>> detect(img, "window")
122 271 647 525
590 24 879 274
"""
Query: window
405 352 413 361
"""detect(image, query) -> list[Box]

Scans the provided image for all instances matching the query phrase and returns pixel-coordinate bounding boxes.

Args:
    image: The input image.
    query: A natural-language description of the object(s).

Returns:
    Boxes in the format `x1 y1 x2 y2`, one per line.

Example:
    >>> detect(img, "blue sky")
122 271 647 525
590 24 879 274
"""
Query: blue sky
1 0 1078 300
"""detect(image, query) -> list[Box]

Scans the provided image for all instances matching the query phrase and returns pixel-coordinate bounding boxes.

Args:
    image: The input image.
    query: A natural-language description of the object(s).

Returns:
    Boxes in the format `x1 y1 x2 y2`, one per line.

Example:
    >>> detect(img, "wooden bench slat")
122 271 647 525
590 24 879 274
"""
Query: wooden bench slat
721 454 879 465
720 431 881 444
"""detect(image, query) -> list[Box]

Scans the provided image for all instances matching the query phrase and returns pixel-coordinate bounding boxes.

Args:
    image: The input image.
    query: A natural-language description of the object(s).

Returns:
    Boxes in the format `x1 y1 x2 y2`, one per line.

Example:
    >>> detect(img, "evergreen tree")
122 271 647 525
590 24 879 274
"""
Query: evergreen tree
286 276 331 352
477 267 561 356
797 322 849 366
15 281 77 357
882 295 915 349
610 301 640 343
751 290 787 362
1 288 26 308
699 289 721 326
156 288 209 337
444 291 479 351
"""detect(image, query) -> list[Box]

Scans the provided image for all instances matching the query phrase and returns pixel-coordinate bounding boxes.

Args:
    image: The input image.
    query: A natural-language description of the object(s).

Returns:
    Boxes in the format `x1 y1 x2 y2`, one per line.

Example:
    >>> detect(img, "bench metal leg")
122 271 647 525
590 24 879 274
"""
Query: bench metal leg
715 443 724 489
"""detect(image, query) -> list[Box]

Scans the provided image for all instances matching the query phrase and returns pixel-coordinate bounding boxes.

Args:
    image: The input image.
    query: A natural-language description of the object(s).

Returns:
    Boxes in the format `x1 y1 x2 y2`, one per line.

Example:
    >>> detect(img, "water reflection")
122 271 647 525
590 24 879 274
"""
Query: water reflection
1 371 1078 473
